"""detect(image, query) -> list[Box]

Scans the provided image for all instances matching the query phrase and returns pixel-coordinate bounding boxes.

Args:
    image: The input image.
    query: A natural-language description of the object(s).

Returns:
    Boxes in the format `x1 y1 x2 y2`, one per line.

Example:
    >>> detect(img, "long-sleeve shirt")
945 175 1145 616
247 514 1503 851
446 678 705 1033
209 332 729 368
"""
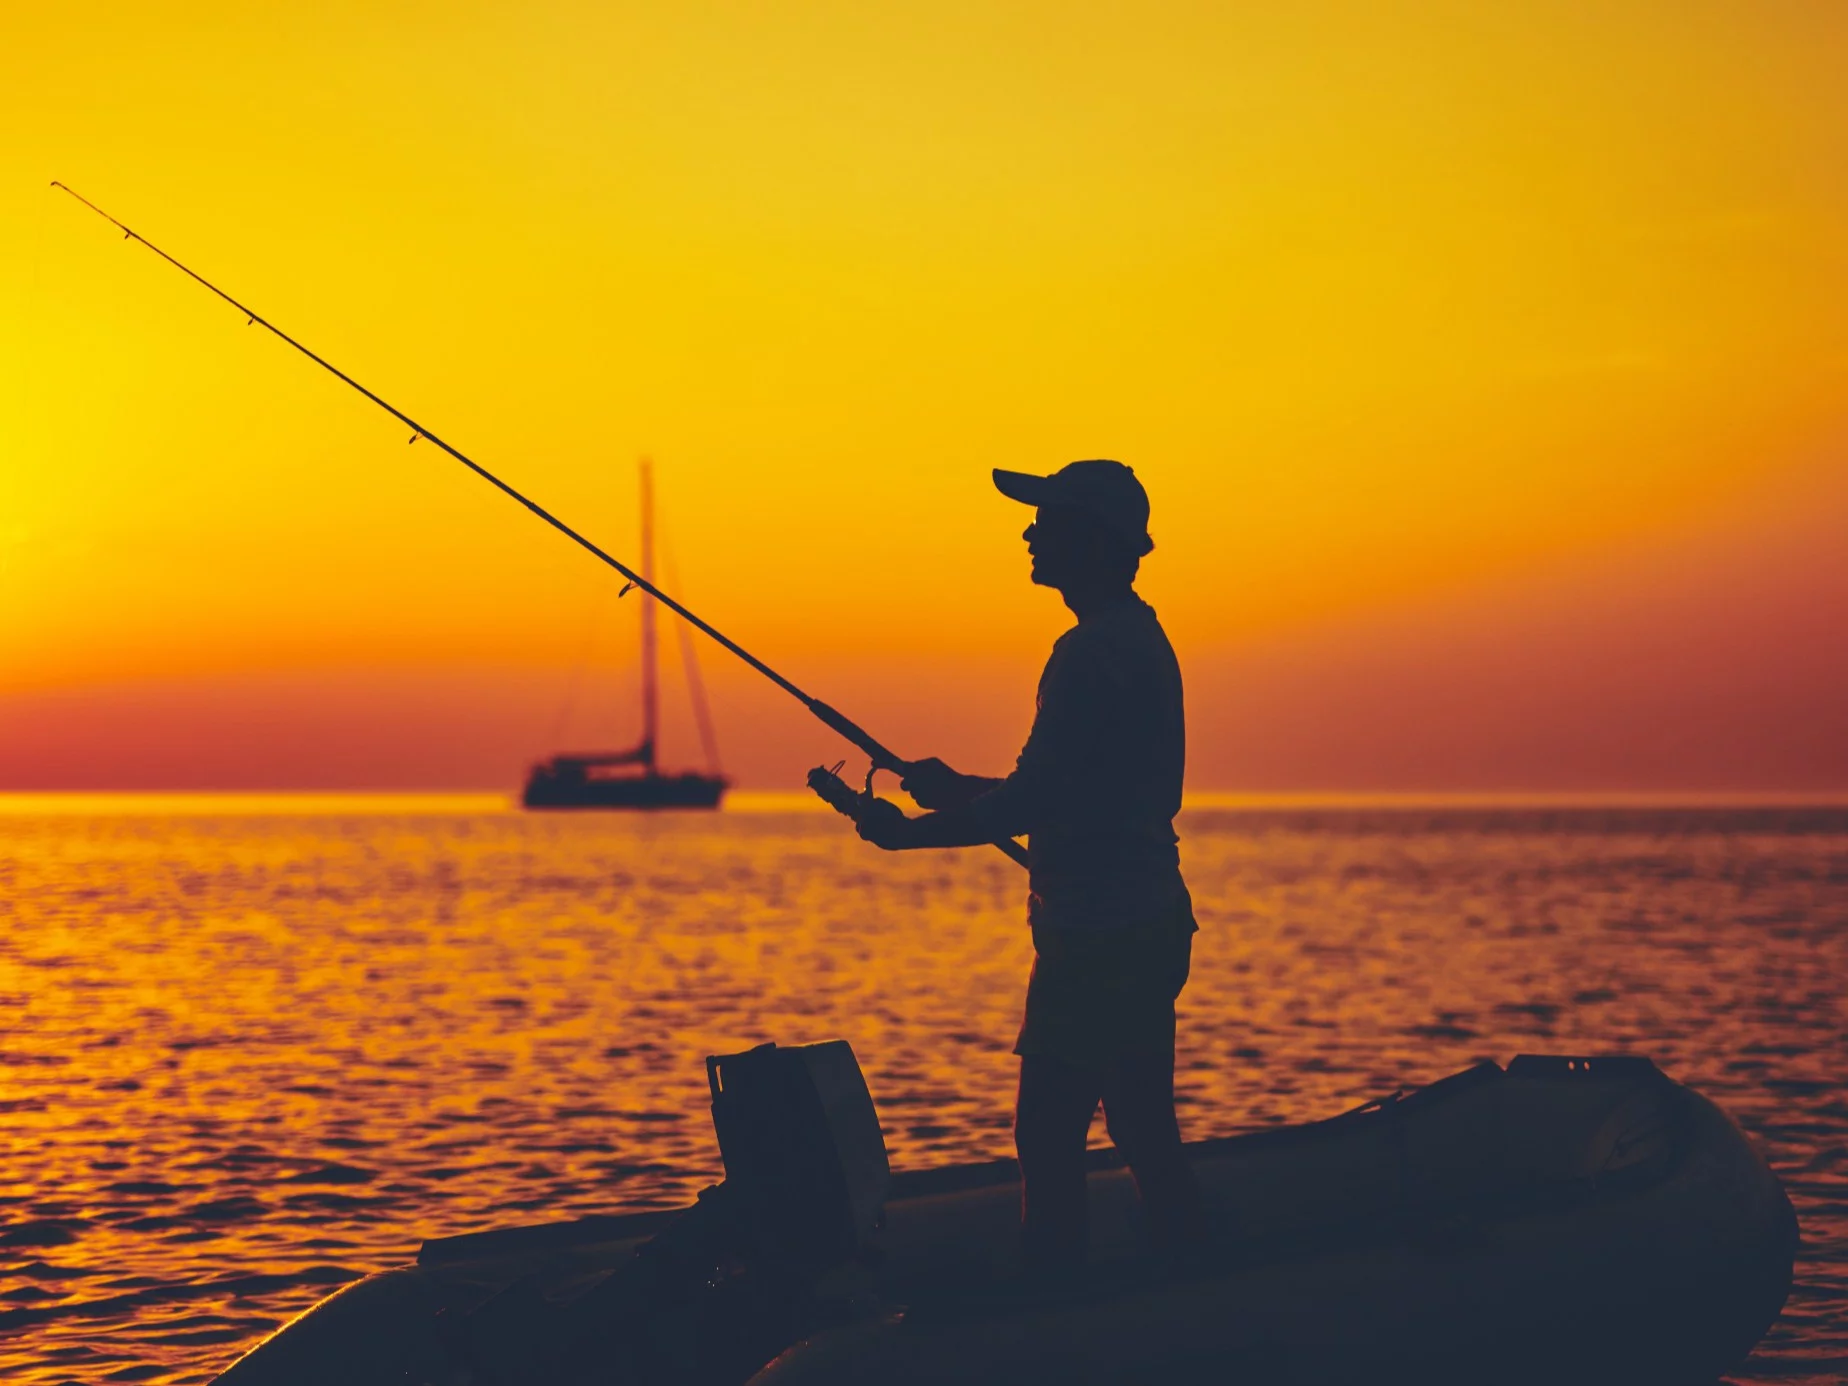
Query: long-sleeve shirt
968 593 1193 934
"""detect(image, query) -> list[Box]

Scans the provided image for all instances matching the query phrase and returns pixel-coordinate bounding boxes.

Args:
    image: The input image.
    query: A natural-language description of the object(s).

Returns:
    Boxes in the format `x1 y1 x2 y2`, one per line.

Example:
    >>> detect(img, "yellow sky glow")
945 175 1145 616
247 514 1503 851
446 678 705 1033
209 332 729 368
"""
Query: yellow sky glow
3 2 1845 789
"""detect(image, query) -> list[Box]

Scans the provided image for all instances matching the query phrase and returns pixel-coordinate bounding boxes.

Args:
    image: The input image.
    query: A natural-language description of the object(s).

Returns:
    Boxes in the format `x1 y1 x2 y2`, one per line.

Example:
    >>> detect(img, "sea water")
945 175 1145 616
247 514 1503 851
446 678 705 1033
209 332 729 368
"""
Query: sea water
0 798 1842 1384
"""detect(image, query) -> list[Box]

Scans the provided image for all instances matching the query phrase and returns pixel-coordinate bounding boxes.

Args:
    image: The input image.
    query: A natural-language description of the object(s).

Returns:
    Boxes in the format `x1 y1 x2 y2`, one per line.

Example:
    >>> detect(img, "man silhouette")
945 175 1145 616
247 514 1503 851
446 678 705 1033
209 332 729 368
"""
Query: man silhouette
855 460 1204 1273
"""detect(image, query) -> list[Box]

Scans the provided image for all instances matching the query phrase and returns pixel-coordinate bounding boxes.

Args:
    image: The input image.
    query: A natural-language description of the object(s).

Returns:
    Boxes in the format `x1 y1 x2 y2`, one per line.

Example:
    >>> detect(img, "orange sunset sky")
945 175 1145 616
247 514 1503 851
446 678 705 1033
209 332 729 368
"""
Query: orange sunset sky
3 2 1845 793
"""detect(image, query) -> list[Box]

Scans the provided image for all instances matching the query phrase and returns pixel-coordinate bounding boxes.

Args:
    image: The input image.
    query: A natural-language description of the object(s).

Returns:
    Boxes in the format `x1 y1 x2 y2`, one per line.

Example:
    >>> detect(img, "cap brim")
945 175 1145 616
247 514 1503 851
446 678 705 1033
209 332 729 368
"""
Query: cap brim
993 469 1055 506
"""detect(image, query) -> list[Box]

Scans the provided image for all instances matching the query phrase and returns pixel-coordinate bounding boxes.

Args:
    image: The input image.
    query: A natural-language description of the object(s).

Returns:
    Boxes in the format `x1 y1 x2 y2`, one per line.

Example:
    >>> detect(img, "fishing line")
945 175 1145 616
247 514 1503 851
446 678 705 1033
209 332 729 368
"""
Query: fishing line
50 182 1028 868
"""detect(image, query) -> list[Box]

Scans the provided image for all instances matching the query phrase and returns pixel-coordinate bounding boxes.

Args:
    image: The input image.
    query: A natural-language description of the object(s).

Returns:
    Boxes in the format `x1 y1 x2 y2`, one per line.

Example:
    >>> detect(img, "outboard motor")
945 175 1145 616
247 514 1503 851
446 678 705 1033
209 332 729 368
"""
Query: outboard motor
462 1041 889 1386
706 1041 890 1275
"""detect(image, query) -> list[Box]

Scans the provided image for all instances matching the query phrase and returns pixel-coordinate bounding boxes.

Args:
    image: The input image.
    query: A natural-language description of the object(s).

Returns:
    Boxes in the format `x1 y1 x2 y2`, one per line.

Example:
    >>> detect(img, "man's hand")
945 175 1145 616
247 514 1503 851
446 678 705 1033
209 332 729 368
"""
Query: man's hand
854 795 912 850
902 757 980 811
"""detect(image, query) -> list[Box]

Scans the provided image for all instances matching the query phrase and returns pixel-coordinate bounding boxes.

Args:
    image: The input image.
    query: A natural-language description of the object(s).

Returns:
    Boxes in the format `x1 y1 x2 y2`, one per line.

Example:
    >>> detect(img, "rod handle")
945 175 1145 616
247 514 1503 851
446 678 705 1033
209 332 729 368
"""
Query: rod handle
805 700 910 775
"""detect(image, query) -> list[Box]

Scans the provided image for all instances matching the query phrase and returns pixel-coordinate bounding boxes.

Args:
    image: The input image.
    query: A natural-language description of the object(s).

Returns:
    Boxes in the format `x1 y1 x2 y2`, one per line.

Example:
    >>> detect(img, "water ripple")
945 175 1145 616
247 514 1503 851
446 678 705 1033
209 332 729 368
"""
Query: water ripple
0 805 1841 1383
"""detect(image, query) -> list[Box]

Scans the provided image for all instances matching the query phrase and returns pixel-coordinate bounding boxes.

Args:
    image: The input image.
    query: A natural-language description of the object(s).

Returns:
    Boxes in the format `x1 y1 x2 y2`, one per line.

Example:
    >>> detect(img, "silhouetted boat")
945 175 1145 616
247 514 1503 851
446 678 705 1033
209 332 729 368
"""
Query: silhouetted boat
522 757 727 810
523 459 728 811
215 1048 1794 1386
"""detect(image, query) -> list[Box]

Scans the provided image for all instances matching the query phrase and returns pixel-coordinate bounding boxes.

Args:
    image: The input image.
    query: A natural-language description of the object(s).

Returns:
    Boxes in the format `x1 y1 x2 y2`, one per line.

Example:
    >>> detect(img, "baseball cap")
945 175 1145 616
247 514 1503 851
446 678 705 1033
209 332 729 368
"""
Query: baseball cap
992 459 1154 556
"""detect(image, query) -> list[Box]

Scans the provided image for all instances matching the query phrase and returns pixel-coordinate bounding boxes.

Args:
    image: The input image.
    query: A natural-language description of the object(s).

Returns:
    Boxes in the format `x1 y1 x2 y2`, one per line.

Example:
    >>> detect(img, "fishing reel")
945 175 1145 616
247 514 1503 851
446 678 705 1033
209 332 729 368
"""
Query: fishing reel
809 760 1029 866
807 760 898 829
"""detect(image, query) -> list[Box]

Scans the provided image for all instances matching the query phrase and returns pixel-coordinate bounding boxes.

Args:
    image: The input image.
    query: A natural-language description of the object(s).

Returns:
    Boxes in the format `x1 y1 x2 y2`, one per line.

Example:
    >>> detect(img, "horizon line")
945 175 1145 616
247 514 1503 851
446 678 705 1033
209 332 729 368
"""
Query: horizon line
2 789 1846 816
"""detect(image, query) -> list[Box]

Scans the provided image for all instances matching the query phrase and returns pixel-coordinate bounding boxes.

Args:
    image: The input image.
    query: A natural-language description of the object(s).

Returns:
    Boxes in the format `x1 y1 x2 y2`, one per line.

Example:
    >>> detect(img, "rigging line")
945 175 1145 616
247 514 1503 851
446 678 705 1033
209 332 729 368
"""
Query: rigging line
546 574 610 749
50 181 1028 869
660 522 723 777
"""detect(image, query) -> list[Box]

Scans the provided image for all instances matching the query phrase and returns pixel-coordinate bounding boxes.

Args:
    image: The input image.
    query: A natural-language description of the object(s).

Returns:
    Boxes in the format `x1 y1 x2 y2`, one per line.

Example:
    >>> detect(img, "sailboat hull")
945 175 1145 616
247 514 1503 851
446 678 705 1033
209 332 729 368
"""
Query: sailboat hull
522 769 727 809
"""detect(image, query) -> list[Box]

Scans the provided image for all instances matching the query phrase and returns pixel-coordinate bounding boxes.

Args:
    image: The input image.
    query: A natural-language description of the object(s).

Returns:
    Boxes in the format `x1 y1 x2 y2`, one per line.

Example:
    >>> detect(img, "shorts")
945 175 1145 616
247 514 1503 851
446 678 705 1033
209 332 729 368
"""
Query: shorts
1014 910 1195 1067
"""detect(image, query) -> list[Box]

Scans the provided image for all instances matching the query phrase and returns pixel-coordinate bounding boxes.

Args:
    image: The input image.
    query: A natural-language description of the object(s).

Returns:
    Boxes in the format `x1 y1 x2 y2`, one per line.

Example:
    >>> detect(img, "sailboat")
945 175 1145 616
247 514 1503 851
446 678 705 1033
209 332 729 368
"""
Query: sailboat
522 460 729 810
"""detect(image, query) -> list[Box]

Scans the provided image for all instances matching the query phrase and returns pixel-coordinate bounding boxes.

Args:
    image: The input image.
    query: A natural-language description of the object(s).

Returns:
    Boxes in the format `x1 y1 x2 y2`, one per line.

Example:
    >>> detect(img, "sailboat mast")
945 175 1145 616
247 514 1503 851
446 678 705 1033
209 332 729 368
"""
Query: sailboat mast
639 458 659 775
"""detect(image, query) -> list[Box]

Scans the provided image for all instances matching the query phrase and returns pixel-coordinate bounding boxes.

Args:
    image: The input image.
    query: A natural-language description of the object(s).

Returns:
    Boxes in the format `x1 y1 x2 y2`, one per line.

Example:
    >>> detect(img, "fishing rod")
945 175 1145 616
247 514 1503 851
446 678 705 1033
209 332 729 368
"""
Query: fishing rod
52 182 1028 869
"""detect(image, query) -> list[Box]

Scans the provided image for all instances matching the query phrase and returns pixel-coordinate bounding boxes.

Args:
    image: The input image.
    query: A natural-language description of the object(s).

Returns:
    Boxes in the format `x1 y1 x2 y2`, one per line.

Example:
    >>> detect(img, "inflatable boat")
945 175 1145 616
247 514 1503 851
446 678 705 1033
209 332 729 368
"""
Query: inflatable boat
216 1044 1796 1386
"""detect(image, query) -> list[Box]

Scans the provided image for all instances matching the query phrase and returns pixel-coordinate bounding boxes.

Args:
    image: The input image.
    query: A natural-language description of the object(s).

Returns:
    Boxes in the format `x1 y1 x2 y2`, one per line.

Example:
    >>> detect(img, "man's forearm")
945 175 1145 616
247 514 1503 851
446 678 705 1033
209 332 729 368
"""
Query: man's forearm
899 806 1014 850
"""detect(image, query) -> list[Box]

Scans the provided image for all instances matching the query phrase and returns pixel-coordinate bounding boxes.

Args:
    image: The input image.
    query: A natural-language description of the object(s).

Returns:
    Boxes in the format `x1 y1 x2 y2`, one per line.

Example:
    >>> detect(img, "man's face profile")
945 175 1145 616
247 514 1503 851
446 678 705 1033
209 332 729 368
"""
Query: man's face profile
1024 505 1121 590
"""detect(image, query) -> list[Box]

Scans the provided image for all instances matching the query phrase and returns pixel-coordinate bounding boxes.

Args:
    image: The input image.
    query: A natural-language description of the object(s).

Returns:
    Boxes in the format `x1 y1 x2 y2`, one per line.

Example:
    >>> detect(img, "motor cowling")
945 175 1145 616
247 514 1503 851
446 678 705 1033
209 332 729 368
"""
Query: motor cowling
458 1041 889 1386
706 1041 890 1274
